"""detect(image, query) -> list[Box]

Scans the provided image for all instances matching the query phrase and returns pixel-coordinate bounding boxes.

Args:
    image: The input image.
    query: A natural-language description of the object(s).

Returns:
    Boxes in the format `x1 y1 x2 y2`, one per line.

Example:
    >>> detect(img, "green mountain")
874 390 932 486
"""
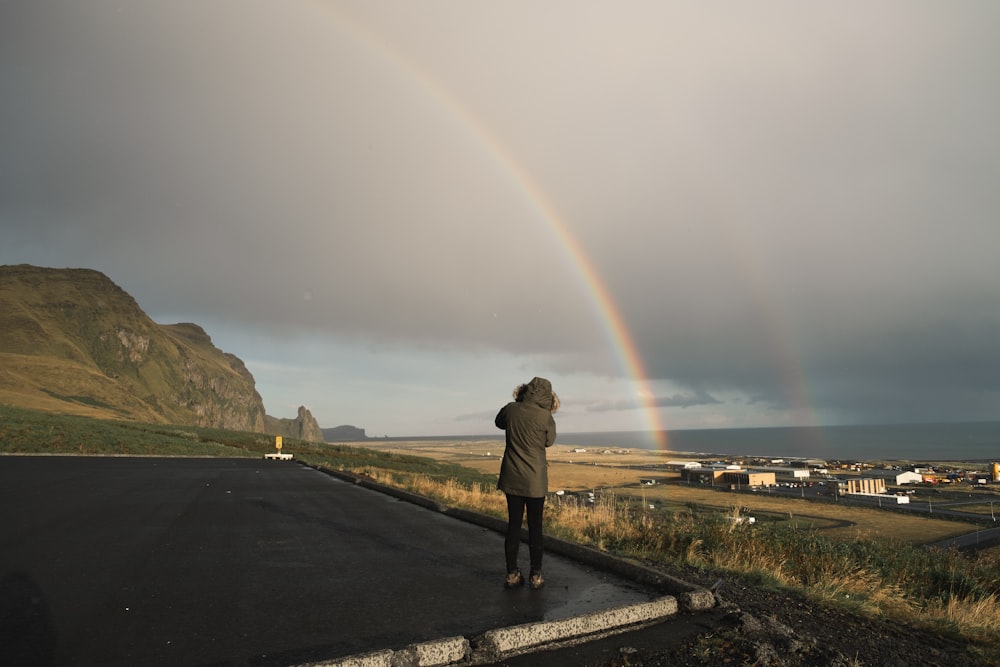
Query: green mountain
0 264 266 431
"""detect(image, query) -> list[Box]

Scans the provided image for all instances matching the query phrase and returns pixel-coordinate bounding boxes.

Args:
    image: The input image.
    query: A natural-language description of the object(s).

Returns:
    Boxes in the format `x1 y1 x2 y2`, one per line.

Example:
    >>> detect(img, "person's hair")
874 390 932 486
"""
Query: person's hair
512 383 559 413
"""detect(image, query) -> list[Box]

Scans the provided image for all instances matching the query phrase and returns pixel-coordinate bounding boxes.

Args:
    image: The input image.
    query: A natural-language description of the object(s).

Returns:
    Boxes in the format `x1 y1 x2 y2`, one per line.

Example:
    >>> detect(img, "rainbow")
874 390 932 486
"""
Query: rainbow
713 210 826 452
324 6 668 448
517 182 669 450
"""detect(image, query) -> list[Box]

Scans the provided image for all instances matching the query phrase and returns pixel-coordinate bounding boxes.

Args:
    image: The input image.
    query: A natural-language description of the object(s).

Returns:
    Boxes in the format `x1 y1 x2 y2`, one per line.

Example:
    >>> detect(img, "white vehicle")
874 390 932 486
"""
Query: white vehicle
263 452 293 460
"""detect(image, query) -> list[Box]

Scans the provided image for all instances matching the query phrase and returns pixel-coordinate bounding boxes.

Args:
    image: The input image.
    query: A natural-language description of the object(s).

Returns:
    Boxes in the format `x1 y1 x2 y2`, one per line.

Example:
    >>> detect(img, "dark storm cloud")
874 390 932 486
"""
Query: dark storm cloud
2 1 999 432
587 391 722 413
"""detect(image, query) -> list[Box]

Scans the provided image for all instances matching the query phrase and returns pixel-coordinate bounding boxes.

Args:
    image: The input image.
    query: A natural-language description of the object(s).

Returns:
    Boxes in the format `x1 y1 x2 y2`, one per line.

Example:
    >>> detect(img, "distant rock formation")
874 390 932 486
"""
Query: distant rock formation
264 405 325 443
322 425 367 441
0 264 265 431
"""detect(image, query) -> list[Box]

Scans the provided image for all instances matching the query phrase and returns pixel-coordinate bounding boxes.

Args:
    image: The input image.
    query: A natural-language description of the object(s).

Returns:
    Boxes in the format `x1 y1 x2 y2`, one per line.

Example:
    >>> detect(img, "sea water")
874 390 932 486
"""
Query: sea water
557 422 1000 462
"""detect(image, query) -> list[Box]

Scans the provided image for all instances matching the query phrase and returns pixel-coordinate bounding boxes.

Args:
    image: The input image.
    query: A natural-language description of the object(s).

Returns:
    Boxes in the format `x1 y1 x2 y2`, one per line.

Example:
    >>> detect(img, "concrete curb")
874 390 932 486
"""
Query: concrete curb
470 595 678 663
300 596 679 667
316 466 446 513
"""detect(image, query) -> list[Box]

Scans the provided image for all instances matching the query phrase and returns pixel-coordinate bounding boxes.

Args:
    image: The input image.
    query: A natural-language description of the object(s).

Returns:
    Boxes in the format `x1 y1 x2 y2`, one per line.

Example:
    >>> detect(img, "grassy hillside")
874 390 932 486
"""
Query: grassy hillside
0 405 487 487
0 404 265 457
0 265 265 430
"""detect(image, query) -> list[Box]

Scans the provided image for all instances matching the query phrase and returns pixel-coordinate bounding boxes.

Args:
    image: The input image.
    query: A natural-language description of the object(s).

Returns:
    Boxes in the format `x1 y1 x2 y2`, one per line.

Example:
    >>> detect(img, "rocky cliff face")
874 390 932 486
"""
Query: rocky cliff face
160 322 266 432
0 264 266 431
264 405 325 443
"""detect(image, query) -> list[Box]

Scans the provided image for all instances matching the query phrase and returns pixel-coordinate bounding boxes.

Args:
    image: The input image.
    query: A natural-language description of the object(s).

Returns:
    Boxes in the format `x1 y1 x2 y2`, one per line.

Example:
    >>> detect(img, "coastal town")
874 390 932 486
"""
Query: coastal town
531 446 1000 538
649 456 1000 504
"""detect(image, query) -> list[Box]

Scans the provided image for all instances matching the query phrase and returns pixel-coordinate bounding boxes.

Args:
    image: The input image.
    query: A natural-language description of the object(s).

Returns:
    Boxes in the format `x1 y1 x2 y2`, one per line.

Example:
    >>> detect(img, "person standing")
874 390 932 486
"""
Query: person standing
495 376 558 590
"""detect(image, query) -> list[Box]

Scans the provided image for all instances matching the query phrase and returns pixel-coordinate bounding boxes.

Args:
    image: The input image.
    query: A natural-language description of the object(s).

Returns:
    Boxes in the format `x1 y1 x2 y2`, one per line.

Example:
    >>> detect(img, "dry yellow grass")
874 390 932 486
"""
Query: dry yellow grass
635 485 978 543
351 439 981 545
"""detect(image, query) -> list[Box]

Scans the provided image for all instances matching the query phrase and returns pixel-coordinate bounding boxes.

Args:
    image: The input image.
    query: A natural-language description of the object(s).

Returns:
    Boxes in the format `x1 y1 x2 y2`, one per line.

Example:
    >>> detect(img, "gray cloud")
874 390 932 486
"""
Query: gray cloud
2 1 998 433
587 391 722 413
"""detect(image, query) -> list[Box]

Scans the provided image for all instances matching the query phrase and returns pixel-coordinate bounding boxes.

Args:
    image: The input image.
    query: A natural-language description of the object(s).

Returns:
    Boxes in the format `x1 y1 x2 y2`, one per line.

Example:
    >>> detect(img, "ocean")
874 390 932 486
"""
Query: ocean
555 422 1000 462
385 421 1000 462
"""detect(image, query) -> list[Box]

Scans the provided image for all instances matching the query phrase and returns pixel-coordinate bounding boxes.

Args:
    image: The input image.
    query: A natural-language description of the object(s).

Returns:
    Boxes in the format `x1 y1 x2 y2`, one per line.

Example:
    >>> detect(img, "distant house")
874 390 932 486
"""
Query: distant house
681 467 775 488
840 478 887 495
748 466 810 481
681 467 725 484
801 459 829 474
571 448 587 453
723 471 776 487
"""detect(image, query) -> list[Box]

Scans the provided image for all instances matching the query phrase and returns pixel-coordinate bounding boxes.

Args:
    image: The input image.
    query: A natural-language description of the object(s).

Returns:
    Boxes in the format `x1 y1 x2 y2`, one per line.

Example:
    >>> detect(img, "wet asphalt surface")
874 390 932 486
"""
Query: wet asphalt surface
0 456 661 666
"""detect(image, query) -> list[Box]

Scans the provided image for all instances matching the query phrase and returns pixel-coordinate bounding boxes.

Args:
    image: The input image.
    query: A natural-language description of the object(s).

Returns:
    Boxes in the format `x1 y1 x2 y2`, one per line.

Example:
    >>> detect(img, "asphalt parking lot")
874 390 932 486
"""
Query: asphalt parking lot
1 456 666 666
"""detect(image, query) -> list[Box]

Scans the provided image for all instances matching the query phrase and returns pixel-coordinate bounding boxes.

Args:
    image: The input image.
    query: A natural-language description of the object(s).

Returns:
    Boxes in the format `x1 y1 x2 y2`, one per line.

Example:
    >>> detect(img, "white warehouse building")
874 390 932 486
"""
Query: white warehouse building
868 470 924 485
748 466 810 481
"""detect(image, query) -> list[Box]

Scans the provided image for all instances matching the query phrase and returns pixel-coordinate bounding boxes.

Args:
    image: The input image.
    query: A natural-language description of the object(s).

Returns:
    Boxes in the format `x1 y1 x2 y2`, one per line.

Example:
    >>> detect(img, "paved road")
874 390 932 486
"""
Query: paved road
0 456 660 666
931 525 1000 550
672 479 1000 529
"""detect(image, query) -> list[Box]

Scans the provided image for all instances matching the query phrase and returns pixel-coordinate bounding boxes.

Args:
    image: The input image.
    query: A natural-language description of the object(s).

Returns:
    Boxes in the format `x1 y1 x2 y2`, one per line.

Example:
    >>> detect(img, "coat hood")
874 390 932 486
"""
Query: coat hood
523 377 553 411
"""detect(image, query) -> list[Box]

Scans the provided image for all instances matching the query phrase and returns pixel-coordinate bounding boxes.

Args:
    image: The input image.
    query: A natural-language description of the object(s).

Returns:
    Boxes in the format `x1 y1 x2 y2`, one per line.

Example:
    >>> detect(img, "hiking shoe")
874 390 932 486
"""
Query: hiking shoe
504 570 524 589
529 572 545 590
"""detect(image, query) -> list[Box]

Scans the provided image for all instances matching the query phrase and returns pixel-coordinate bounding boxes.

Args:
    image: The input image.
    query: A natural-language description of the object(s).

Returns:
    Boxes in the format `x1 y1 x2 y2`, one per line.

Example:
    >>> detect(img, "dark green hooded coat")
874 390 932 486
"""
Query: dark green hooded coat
495 377 556 498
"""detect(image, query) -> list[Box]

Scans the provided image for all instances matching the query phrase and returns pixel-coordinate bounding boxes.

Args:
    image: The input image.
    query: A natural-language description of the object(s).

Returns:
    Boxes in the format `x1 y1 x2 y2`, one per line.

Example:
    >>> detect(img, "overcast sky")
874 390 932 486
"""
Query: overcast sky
2 2 998 439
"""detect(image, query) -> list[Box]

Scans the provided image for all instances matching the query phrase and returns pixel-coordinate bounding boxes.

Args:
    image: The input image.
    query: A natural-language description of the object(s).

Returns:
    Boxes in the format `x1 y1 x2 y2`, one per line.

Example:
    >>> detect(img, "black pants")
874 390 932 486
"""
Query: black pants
505 494 545 574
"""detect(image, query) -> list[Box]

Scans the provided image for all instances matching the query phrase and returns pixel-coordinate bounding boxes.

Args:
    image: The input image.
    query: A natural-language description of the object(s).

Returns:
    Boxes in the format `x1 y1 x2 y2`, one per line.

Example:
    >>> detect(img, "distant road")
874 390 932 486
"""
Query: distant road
929 526 1000 550
0 456 658 666
688 479 1000 527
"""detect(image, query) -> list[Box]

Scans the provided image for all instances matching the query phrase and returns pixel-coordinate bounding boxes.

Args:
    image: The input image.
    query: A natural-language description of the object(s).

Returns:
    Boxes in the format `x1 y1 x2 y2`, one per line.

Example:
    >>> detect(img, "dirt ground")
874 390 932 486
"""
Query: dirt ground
623 563 997 667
